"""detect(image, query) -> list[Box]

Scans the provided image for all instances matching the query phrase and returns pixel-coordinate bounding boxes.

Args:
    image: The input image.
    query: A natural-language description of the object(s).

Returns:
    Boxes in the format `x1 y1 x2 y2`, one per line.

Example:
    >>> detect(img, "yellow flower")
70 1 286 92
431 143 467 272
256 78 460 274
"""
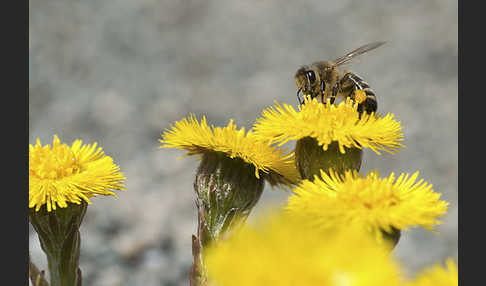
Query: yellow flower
205 213 402 286
406 258 458 286
29 135 126 212
253 98 404 154
286 169 449 242
161 116 302 284
159 114 300 185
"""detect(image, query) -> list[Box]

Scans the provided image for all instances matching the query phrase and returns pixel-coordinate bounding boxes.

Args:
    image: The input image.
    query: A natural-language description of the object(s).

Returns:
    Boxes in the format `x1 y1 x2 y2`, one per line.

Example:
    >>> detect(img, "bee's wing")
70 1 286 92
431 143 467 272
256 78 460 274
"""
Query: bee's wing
333 41 386 67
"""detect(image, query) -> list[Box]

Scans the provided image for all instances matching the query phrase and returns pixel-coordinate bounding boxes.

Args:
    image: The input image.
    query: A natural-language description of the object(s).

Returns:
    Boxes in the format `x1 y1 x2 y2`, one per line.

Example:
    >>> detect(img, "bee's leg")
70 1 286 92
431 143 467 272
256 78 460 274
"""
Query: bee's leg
320 81 325 103
339 72 361 99
339 72 377 114
329 83 339 104
297 88 303 105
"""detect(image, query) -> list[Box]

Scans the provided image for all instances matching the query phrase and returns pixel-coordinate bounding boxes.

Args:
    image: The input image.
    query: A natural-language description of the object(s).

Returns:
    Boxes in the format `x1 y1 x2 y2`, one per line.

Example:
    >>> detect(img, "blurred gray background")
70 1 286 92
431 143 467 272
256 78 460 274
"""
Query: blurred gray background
29 0 457 285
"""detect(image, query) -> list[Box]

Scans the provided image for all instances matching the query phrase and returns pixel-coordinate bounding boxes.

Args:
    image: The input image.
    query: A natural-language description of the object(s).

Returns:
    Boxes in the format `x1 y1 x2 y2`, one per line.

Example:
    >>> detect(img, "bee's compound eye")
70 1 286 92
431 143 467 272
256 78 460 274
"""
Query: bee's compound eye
306 71 316 83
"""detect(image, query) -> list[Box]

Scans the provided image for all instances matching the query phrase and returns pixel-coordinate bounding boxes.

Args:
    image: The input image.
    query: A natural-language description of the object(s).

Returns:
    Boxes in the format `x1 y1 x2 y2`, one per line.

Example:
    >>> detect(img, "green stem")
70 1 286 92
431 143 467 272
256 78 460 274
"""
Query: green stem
29 203 87 286
190 151 265 285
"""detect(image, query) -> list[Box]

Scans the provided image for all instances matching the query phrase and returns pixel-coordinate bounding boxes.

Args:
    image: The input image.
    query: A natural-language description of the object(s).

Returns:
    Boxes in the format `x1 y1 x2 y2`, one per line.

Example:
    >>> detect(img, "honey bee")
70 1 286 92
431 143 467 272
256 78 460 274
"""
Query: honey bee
294 41 386 114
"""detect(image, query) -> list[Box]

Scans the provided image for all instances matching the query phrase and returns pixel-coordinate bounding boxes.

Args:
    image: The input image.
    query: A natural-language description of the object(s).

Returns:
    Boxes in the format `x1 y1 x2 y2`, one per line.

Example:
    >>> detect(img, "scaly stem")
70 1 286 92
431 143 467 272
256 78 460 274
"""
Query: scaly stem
190 151 265 285
29 203 86 286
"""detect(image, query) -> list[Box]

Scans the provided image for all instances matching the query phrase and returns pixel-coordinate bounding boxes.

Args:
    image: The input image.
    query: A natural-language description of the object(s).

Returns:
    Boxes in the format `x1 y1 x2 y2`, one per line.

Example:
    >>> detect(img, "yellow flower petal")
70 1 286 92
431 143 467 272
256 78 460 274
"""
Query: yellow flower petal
253 98 404 154
29 135 126 212
405 258 458 286
286 169 449 240
205 213 402 286
159 115 300 186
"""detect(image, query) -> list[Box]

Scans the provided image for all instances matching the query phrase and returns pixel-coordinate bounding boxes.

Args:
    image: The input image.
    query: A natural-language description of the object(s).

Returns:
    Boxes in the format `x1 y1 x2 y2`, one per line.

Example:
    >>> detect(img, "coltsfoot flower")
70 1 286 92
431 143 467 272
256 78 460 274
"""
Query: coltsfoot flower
204 213 403 286
29 135 126 212
286 169 449 246
253 98 403 154
405 258 458 286
29 135 125 286
160 115 300 185
159 115 300 235
160 115 301 285
253 98 404 179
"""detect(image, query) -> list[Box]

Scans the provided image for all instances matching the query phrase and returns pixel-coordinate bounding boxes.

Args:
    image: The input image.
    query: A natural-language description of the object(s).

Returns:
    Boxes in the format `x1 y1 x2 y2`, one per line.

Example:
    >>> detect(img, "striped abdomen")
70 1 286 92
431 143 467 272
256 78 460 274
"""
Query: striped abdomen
338 72 377 114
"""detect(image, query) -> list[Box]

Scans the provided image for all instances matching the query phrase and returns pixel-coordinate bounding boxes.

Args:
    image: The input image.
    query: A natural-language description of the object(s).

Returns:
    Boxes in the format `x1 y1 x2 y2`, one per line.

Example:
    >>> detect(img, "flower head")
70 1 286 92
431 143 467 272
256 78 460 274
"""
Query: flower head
159 115 300 185
205 213 402 286
29 135 126 212
253 98 404 154
286 169 449 242
161 115 302 285
406 258 458 286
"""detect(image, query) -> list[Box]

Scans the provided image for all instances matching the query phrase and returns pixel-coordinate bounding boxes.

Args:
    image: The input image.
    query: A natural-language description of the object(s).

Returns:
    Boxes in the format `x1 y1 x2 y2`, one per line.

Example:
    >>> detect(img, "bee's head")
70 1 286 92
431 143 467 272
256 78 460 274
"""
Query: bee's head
294 66 320 101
